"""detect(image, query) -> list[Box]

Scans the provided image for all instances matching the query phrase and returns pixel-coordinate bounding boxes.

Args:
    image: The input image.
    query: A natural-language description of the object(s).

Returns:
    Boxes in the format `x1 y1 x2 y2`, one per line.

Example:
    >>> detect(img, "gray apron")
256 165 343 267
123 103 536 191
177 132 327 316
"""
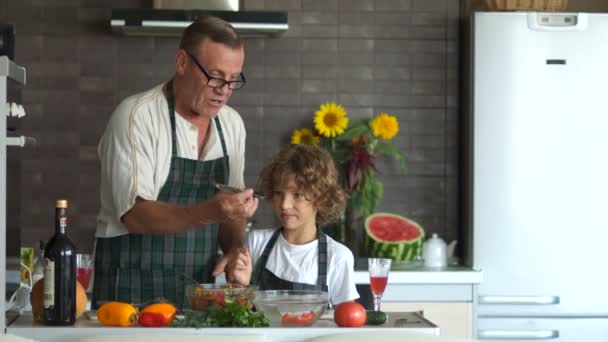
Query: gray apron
93 80 229 308
251 228 328 291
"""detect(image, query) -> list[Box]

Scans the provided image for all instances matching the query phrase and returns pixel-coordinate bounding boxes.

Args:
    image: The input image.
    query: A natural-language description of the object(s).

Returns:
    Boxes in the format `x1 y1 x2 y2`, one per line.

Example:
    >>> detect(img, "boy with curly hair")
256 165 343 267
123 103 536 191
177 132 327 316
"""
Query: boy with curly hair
230 144 359 305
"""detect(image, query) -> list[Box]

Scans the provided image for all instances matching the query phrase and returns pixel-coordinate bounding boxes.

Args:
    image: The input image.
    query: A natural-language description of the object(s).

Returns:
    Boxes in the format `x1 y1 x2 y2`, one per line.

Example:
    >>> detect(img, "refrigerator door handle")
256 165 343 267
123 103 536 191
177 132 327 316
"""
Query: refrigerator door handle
478 295 560 305
478 330 559 340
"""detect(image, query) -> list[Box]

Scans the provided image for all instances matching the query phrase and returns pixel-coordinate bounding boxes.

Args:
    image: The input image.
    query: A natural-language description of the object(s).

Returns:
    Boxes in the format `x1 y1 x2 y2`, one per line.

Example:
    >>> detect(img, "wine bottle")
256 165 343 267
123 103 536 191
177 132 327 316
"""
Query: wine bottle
43 199 77 325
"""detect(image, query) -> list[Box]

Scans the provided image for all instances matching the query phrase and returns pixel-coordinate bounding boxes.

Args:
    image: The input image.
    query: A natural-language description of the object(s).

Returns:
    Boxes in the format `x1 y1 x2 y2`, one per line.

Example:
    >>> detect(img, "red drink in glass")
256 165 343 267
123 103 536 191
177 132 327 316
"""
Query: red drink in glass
77 267 93 290
368 258 391 311
370 276 388 295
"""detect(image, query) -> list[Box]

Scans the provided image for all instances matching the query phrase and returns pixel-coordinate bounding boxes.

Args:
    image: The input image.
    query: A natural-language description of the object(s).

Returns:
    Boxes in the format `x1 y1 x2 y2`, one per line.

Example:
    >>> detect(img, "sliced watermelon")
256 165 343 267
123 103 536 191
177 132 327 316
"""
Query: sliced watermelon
365 213 424 261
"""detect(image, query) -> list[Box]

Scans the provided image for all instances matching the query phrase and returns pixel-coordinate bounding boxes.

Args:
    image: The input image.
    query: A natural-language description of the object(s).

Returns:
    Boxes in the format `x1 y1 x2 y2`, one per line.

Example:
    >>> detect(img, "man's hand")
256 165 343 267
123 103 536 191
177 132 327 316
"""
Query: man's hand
209 189 258 224
122 190 258 235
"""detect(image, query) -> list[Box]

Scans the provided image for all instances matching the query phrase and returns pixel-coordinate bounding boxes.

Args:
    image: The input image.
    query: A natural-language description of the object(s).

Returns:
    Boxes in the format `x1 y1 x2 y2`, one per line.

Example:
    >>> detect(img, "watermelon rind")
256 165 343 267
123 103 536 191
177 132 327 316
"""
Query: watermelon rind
365 213 425 261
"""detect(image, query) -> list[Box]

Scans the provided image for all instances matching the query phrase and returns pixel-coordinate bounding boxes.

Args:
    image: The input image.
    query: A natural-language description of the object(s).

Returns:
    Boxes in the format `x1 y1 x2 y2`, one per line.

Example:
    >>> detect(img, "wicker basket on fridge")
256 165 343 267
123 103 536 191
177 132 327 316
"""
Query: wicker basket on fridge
485 0 568 11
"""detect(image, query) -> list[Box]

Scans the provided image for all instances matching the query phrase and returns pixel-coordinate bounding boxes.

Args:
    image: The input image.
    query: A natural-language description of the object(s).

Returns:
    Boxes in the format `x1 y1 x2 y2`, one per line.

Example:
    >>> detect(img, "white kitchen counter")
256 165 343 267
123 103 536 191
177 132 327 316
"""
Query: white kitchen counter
353 266 482 285
352 265 482 303
7 312 438 342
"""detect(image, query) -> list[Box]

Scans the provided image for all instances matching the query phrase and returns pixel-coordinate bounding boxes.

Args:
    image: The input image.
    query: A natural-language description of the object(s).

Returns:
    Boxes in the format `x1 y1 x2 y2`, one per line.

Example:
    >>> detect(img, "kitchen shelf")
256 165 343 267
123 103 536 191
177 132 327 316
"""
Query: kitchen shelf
0 55 27 332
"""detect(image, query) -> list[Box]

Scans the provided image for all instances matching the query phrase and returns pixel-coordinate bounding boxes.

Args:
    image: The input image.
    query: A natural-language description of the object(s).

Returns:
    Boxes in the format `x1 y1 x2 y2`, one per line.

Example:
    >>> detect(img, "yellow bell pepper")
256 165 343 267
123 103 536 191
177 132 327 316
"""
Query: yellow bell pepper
97 302 138 327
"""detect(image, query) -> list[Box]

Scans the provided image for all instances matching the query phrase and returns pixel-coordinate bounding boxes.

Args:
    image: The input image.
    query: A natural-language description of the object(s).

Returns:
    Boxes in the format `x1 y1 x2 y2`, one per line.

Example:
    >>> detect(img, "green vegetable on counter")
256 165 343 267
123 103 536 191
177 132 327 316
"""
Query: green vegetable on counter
365 310 387 325
170 302 269 328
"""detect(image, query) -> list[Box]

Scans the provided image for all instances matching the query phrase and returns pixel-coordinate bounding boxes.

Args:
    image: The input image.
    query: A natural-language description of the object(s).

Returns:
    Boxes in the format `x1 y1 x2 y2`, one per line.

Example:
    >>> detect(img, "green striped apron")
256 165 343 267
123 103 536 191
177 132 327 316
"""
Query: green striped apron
251 228 328 291
93 80 229 308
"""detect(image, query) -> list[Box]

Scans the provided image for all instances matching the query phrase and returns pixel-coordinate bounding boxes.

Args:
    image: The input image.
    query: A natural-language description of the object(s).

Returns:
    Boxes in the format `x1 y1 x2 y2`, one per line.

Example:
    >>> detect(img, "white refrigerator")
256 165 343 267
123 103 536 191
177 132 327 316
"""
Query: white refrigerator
467 12 608 341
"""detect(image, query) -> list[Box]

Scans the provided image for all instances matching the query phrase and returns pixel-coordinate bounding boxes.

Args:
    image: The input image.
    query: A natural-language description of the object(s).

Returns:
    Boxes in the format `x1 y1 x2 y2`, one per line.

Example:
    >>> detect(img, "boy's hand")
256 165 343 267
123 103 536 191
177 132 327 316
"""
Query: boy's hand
212 247 252 285
230 247 252 285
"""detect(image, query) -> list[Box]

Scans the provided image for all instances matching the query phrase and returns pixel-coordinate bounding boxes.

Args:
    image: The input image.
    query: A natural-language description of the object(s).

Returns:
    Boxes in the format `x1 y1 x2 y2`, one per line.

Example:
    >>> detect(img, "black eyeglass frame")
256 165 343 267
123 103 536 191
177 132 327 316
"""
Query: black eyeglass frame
185 51 246 90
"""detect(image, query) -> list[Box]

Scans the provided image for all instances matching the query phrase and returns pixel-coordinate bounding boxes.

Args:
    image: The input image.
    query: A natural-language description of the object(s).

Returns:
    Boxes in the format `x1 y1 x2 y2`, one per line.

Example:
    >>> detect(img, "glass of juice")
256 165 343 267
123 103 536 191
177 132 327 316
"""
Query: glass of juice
368 258 391 312
76 254 94 298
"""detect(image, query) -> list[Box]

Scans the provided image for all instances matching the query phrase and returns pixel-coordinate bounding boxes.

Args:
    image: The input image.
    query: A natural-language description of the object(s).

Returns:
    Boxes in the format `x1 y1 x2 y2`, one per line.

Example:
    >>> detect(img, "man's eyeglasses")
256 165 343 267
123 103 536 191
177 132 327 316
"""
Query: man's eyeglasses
186 51 246 90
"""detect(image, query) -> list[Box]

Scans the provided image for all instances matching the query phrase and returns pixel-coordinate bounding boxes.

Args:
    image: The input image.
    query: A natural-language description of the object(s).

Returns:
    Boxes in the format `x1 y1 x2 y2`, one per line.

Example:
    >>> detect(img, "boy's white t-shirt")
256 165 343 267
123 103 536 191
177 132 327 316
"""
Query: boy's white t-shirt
246 229 360 305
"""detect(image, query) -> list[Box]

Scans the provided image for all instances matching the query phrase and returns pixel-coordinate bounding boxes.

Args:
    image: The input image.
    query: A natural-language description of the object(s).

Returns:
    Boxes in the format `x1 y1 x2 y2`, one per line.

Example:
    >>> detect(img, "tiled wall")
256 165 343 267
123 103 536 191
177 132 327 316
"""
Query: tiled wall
2 0 461 255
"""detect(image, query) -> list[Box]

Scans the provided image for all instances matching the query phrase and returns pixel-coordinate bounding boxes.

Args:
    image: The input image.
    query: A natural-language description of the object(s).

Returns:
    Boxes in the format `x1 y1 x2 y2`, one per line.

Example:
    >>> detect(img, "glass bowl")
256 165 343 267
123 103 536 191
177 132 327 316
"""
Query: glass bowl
185 283 255 311
253 290 329 327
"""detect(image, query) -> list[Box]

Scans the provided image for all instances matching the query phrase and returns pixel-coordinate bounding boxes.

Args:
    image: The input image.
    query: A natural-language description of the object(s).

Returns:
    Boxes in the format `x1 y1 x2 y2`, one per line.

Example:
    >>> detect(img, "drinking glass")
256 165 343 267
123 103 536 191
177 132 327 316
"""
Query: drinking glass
76 254 94 305
368 258 391 312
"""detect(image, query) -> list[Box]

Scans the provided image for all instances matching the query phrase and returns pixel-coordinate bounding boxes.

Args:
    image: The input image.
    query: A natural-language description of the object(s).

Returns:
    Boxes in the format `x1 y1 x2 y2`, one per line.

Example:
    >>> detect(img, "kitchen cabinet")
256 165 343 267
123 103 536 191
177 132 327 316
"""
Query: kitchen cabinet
382 302 472 339
476 317 608 341
353 266 481 339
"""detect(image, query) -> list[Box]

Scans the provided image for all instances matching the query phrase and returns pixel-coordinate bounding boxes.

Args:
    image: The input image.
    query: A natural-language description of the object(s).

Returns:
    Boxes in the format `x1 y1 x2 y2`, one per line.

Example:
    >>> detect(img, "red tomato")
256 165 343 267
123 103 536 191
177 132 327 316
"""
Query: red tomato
214 290 226 306
333 302 366 327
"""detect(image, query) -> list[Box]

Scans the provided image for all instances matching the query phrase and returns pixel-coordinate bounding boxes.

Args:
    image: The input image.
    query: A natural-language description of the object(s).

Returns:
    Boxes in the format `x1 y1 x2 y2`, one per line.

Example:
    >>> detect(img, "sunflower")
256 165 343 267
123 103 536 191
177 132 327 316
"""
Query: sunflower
291 128 319 145
370 113 399 140
313 102 349 138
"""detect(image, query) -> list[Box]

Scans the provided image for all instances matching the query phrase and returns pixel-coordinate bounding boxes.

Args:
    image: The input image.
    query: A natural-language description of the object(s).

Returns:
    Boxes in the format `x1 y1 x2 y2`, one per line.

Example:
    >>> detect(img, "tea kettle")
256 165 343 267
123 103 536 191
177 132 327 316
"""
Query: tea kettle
422 233 447 268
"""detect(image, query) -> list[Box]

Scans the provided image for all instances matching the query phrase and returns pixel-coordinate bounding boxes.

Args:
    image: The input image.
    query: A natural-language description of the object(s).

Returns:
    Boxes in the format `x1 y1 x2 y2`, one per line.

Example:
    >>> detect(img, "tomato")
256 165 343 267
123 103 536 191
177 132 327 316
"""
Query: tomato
214 290 226 306
281 310 316 326
333 302 366 327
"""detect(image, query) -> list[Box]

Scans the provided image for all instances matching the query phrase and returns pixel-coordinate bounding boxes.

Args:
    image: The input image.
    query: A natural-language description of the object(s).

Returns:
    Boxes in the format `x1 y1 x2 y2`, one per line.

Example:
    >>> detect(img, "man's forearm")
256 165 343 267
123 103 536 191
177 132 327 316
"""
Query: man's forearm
218 219 246 254
122 198 220 234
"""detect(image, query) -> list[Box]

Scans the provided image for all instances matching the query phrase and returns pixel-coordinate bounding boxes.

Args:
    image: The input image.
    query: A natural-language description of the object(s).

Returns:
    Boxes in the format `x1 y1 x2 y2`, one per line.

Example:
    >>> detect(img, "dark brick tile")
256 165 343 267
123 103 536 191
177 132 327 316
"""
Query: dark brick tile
375 52 411 66
41 6 80 36
301 65 338 79
375 0 411 11
339 0 374 11
338 79 374 93
243 0 265 10
375 80 412 94
303 0 337 11
264 52 302 66
337 65 374 80
264 65 300 79
42 36 81 63
374 66 411 81
374 12 411 26
302 52 338 65
301 80 336 93
411 0 447 12
265 0 301 10
302 38 338 51
300 24 339 38
263 93 301 106
339 24 375 38
301 93 338 107
338 51 374 65
117 37 156 64
264 79 301 93
338 93 374 106
300 12 338 25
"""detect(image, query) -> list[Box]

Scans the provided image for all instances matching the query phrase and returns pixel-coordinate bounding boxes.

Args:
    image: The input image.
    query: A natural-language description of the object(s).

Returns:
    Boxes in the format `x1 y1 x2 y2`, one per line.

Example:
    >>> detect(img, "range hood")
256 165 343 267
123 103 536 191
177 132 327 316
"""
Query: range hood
111 8 288 37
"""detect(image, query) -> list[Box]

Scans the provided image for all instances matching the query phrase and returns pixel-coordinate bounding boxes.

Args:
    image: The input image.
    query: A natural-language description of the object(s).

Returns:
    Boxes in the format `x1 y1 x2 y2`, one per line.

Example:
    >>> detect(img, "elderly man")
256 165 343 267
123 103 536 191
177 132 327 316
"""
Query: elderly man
93 16 257 308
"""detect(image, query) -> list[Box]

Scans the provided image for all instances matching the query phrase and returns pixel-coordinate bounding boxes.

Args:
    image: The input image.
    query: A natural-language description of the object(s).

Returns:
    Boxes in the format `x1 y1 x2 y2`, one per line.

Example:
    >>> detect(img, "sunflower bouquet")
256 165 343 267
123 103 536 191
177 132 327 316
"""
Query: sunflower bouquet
291 102 406 241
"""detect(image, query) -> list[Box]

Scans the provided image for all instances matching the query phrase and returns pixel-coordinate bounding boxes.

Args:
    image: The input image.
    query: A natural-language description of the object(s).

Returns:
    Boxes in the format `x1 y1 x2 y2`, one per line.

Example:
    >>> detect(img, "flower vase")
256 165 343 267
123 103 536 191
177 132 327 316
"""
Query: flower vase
335 205 364 255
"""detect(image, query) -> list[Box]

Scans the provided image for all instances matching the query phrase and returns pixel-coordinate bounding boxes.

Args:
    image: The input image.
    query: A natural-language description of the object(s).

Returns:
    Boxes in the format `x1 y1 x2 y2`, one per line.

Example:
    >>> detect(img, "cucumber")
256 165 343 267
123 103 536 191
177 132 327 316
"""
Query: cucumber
365 310 387 325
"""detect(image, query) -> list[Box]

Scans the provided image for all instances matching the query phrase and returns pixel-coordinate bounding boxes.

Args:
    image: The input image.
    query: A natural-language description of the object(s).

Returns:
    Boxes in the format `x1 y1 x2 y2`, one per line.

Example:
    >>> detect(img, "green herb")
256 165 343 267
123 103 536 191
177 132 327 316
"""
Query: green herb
170 302 269 328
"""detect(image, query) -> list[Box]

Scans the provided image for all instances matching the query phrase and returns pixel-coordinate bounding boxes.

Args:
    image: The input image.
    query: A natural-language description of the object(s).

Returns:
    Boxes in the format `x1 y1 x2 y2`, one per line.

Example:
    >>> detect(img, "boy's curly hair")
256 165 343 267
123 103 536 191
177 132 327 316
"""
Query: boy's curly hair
258 144 347 225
